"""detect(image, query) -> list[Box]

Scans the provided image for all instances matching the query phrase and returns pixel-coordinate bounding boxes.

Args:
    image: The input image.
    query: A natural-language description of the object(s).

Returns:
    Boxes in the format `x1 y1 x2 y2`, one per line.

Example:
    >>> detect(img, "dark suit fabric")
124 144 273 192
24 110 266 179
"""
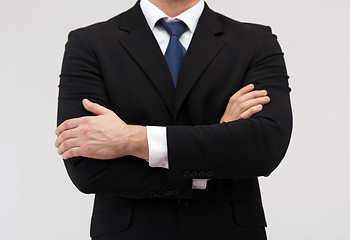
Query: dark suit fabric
57 2 292 240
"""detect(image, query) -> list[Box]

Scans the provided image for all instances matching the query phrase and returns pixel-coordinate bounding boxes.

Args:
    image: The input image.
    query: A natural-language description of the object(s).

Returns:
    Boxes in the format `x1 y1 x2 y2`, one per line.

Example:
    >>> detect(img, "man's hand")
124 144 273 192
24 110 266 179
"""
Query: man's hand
220 84 270 123
55 99 149 160
205 84 269 182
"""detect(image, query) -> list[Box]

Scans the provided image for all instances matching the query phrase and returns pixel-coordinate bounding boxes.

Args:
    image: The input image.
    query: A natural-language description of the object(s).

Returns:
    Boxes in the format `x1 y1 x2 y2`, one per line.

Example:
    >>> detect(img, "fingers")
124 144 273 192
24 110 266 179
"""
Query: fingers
83 99 110 116
239 104 263 119
230 84 255 101
55 128 77 148
56 99 109 136
57 138 80 156
56 118 81 136
237 96 270 117
228 85 266 110
239 95 270 112
239 90 268 103
220 84 270 123
55 99 113 160
62 147 81 160
220 97 267 123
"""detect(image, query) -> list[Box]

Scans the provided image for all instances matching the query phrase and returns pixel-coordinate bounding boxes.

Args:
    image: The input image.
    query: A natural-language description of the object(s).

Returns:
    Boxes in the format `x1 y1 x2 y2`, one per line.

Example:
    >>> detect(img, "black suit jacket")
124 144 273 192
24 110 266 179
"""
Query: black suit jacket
57 2 292 240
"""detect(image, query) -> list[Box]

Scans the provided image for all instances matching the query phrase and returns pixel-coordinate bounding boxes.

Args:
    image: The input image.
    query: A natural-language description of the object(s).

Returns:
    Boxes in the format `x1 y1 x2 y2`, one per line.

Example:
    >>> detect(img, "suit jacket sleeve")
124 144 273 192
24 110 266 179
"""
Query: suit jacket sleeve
166 26 293 181
57 29 192 199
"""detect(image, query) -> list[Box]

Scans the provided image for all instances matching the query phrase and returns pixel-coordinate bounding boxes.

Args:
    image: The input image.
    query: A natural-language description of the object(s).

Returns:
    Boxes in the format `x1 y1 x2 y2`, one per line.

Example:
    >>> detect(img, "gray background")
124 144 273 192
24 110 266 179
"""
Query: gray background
1 0 349 239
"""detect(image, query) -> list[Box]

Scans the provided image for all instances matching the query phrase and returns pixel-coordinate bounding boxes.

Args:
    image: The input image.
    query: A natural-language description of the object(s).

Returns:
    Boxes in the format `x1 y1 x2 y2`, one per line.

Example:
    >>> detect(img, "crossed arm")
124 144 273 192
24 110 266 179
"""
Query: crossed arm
55 84 270 161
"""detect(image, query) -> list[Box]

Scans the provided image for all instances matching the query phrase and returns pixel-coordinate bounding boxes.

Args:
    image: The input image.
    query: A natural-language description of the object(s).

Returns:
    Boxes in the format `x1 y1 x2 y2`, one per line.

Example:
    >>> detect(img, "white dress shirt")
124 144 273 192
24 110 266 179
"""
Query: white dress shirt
140 0 208 190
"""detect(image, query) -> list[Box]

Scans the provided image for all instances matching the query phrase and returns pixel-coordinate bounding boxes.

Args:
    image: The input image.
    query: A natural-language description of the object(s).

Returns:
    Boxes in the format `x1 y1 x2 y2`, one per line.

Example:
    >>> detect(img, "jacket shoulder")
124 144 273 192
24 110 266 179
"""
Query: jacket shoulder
66 12 125 35
214 11 273 37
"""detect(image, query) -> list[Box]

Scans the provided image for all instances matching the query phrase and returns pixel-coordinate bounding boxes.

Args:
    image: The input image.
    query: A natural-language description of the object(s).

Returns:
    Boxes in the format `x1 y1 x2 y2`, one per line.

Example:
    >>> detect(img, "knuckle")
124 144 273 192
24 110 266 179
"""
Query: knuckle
62 141 69 149
69 149 76 158
80 127 89 135
238 103 245 111
62 121 68 129
60 131 66 140
255 98 263 104
229 96 235 103
66 153 72 159
253 91 261 97
59 148 64 155
65 150 73 159
67 151 74 159
82 117 91 124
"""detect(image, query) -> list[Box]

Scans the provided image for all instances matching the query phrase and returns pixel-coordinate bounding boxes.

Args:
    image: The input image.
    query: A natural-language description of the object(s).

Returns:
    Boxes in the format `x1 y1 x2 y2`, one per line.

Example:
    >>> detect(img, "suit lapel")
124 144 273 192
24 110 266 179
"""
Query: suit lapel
118 3 227 119
174 5 227 118
119 2 175 116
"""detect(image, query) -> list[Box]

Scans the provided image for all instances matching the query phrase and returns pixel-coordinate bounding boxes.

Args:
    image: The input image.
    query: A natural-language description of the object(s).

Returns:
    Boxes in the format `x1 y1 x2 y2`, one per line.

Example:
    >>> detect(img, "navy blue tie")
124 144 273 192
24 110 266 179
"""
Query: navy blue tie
157 19 187 87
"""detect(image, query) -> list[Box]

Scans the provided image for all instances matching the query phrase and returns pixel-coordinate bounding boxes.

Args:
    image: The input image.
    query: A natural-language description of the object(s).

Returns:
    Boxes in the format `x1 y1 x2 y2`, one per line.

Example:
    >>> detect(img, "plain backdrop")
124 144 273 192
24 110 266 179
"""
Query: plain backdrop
1 0 349 239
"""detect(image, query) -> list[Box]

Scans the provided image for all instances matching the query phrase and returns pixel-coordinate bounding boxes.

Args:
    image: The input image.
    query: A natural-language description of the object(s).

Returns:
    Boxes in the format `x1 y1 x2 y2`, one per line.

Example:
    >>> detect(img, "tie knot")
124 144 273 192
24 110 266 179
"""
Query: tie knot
157 19 187 38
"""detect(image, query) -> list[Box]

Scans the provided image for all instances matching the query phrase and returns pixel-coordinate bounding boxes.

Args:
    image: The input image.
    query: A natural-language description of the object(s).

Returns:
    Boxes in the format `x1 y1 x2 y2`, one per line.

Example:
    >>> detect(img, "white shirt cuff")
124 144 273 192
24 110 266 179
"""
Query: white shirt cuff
192 179 208 190
146 126 208 190
146 126 169 169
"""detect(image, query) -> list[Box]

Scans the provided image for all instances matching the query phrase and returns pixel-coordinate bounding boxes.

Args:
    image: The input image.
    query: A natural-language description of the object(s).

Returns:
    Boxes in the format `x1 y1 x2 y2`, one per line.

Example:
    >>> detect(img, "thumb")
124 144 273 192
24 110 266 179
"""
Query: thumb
82 99 110 115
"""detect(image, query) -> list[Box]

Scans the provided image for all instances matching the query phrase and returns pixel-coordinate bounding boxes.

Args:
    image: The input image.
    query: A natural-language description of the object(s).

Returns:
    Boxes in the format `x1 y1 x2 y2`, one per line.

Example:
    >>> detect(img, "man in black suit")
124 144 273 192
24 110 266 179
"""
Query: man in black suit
55 0 292 239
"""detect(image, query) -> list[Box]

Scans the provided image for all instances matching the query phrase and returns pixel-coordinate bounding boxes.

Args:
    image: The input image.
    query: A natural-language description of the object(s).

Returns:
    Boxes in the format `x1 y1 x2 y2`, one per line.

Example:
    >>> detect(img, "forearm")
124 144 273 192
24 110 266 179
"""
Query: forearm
166 112 292 181
57 97 193 199
126 125 149 160
63 155 192 199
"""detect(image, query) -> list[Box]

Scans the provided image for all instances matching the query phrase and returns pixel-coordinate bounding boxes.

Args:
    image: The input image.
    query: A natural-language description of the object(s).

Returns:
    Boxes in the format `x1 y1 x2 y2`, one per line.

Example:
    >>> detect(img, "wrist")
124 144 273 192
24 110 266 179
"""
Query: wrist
126 125 149 160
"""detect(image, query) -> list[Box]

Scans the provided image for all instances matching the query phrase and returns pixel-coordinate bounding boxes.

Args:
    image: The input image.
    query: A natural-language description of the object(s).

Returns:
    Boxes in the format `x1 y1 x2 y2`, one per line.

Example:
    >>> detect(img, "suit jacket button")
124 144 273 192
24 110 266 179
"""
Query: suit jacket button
198 171 206 177
205 171 214 177
190 171 198 178
183 171 191 178
177 199 190 207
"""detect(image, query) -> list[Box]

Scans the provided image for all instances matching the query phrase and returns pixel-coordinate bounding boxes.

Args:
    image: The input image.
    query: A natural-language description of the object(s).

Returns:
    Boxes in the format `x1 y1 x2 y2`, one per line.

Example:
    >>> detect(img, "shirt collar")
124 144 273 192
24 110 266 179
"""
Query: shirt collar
140 0 205 33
